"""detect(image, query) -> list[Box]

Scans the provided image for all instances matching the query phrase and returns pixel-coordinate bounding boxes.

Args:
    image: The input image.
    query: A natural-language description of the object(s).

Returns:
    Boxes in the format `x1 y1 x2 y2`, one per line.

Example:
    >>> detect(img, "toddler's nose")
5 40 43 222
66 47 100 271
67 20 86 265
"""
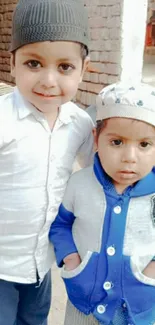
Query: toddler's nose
121 146 137 163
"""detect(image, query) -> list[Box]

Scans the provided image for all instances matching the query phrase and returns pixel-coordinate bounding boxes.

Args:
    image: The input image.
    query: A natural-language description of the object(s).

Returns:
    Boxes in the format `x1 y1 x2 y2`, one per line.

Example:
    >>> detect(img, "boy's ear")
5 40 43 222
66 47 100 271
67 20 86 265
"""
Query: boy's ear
10 53 16 77
92 128 98 152
80 56 90 82
83 56 90 71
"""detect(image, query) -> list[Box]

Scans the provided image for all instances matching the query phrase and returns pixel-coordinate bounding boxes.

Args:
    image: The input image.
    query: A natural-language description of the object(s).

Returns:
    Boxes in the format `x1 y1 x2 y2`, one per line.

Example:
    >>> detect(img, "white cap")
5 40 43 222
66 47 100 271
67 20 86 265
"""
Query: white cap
96 82 155 127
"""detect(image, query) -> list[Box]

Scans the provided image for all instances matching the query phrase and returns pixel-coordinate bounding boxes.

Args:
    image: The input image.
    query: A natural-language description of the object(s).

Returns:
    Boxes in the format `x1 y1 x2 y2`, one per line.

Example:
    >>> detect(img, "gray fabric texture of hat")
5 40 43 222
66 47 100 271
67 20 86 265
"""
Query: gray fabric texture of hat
10 0 89 52
96 82 155 127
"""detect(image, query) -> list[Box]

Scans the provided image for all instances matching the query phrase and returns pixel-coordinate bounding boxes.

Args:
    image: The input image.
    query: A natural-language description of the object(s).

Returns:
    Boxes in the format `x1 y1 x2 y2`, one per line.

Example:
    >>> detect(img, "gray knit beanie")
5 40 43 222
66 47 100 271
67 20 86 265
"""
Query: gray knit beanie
10 0 89 52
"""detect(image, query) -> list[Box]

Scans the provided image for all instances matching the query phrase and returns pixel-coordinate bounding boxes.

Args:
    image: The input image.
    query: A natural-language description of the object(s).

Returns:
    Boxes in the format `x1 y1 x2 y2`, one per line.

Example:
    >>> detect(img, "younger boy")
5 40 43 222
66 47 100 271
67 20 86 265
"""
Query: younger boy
50 82 155 325
0 0 93 324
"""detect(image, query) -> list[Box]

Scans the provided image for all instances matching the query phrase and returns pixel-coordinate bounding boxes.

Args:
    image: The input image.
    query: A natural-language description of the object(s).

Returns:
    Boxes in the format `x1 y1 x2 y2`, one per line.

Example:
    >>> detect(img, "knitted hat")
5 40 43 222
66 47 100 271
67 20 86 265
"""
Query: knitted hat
10 0 89 52
96 82 155 127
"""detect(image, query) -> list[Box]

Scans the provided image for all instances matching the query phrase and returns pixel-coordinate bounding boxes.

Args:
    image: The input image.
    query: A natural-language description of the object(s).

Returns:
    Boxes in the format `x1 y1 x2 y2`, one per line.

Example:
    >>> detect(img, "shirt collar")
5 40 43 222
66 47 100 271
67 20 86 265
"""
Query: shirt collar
93 153 155 197
14 87 40 120
14 87 73 125
58 102 73 124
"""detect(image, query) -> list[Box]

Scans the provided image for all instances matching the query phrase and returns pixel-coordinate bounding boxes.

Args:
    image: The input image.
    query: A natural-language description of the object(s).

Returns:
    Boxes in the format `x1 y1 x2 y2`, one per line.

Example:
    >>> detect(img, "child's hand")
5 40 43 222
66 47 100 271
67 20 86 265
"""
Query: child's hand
143 261 155 279
63 252 81 271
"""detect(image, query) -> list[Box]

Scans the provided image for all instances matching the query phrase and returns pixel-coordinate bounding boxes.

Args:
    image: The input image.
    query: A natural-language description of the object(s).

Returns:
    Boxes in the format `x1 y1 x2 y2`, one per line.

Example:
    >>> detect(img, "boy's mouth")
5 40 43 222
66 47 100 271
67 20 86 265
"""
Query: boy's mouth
33 91 59 98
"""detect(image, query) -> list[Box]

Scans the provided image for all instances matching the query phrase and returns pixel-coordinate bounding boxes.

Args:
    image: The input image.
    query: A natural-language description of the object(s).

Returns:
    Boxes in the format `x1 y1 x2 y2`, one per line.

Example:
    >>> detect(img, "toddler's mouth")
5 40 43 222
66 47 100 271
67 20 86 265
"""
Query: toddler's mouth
120 170 135 174
118 170 137 179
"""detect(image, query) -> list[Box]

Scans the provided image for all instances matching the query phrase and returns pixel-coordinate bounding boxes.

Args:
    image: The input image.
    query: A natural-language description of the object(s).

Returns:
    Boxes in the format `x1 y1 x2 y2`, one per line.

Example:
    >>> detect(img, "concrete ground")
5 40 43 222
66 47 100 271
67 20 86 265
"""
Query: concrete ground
48 264 67 325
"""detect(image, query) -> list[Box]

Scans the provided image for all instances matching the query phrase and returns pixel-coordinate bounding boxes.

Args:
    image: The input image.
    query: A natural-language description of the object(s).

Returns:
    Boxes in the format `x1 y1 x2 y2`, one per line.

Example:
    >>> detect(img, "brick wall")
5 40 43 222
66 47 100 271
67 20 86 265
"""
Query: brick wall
148 0 155 19
77 0 123 107
0 0 148 107
0 0 17 84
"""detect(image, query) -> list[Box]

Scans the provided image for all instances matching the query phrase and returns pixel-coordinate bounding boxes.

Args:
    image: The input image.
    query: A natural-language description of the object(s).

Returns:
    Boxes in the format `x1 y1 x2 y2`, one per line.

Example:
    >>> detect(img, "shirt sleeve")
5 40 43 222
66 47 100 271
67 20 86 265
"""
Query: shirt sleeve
86 104 97 125
49 175 78 267
76 113 94 168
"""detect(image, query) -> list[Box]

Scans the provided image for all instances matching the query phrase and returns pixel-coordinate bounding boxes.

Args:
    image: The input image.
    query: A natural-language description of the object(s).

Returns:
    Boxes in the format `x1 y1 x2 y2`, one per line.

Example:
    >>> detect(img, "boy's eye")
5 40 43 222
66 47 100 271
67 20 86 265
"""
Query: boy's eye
111 139 122 146
140 141 150 148
27 60 41 68
58 63 74 73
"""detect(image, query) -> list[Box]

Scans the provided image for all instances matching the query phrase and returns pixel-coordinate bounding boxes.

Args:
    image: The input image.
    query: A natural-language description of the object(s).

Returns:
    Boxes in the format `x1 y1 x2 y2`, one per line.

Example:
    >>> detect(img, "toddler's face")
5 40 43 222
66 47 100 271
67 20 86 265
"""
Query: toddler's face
93 118 155 193
11 41 89 115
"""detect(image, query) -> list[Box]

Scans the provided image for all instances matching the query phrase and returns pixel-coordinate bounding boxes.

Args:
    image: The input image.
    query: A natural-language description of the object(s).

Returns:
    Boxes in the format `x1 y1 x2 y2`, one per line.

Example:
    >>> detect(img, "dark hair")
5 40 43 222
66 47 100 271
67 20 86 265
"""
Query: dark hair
96 119 107 138
80 44 89 62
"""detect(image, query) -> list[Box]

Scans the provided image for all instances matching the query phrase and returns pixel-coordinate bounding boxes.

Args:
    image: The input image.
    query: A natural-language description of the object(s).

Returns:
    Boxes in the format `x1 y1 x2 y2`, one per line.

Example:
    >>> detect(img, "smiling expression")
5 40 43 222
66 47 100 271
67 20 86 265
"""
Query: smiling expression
11 41 89 116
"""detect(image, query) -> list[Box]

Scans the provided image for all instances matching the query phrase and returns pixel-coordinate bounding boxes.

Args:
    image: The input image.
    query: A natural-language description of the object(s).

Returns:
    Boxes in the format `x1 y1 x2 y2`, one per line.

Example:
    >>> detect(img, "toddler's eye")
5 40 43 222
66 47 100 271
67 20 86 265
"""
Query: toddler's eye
111 139 122 146
140 141 150 148
27 60 41 69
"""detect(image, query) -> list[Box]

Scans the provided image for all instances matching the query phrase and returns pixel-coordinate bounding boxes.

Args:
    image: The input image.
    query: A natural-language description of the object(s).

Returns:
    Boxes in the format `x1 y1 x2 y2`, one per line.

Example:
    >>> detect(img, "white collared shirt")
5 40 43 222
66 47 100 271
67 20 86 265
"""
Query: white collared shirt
0 87 94 283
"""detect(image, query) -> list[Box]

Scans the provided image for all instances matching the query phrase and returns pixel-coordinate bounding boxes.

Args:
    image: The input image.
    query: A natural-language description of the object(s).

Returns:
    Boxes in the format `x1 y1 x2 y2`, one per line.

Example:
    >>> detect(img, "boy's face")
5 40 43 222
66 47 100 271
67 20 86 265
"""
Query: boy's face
93 118 155 193
11 41 89 115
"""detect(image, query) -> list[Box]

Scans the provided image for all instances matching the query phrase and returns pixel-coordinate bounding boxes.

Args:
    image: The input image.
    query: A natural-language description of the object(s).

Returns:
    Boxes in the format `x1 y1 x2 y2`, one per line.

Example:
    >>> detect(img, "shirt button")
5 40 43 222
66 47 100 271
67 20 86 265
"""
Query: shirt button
103 281 112 290
113 206 121 214
107 246 115 256
97 305 106 314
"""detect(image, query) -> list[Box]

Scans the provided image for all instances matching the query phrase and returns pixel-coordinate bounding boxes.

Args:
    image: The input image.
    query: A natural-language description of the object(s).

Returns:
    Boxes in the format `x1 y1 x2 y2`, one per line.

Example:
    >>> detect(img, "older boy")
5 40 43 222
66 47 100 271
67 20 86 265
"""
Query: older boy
0 0 93 324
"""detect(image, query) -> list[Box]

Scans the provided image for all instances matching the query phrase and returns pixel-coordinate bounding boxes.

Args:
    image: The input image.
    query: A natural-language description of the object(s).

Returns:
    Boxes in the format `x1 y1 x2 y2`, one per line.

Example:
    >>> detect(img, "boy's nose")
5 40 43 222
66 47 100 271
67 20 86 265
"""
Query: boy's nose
41 70 57 88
